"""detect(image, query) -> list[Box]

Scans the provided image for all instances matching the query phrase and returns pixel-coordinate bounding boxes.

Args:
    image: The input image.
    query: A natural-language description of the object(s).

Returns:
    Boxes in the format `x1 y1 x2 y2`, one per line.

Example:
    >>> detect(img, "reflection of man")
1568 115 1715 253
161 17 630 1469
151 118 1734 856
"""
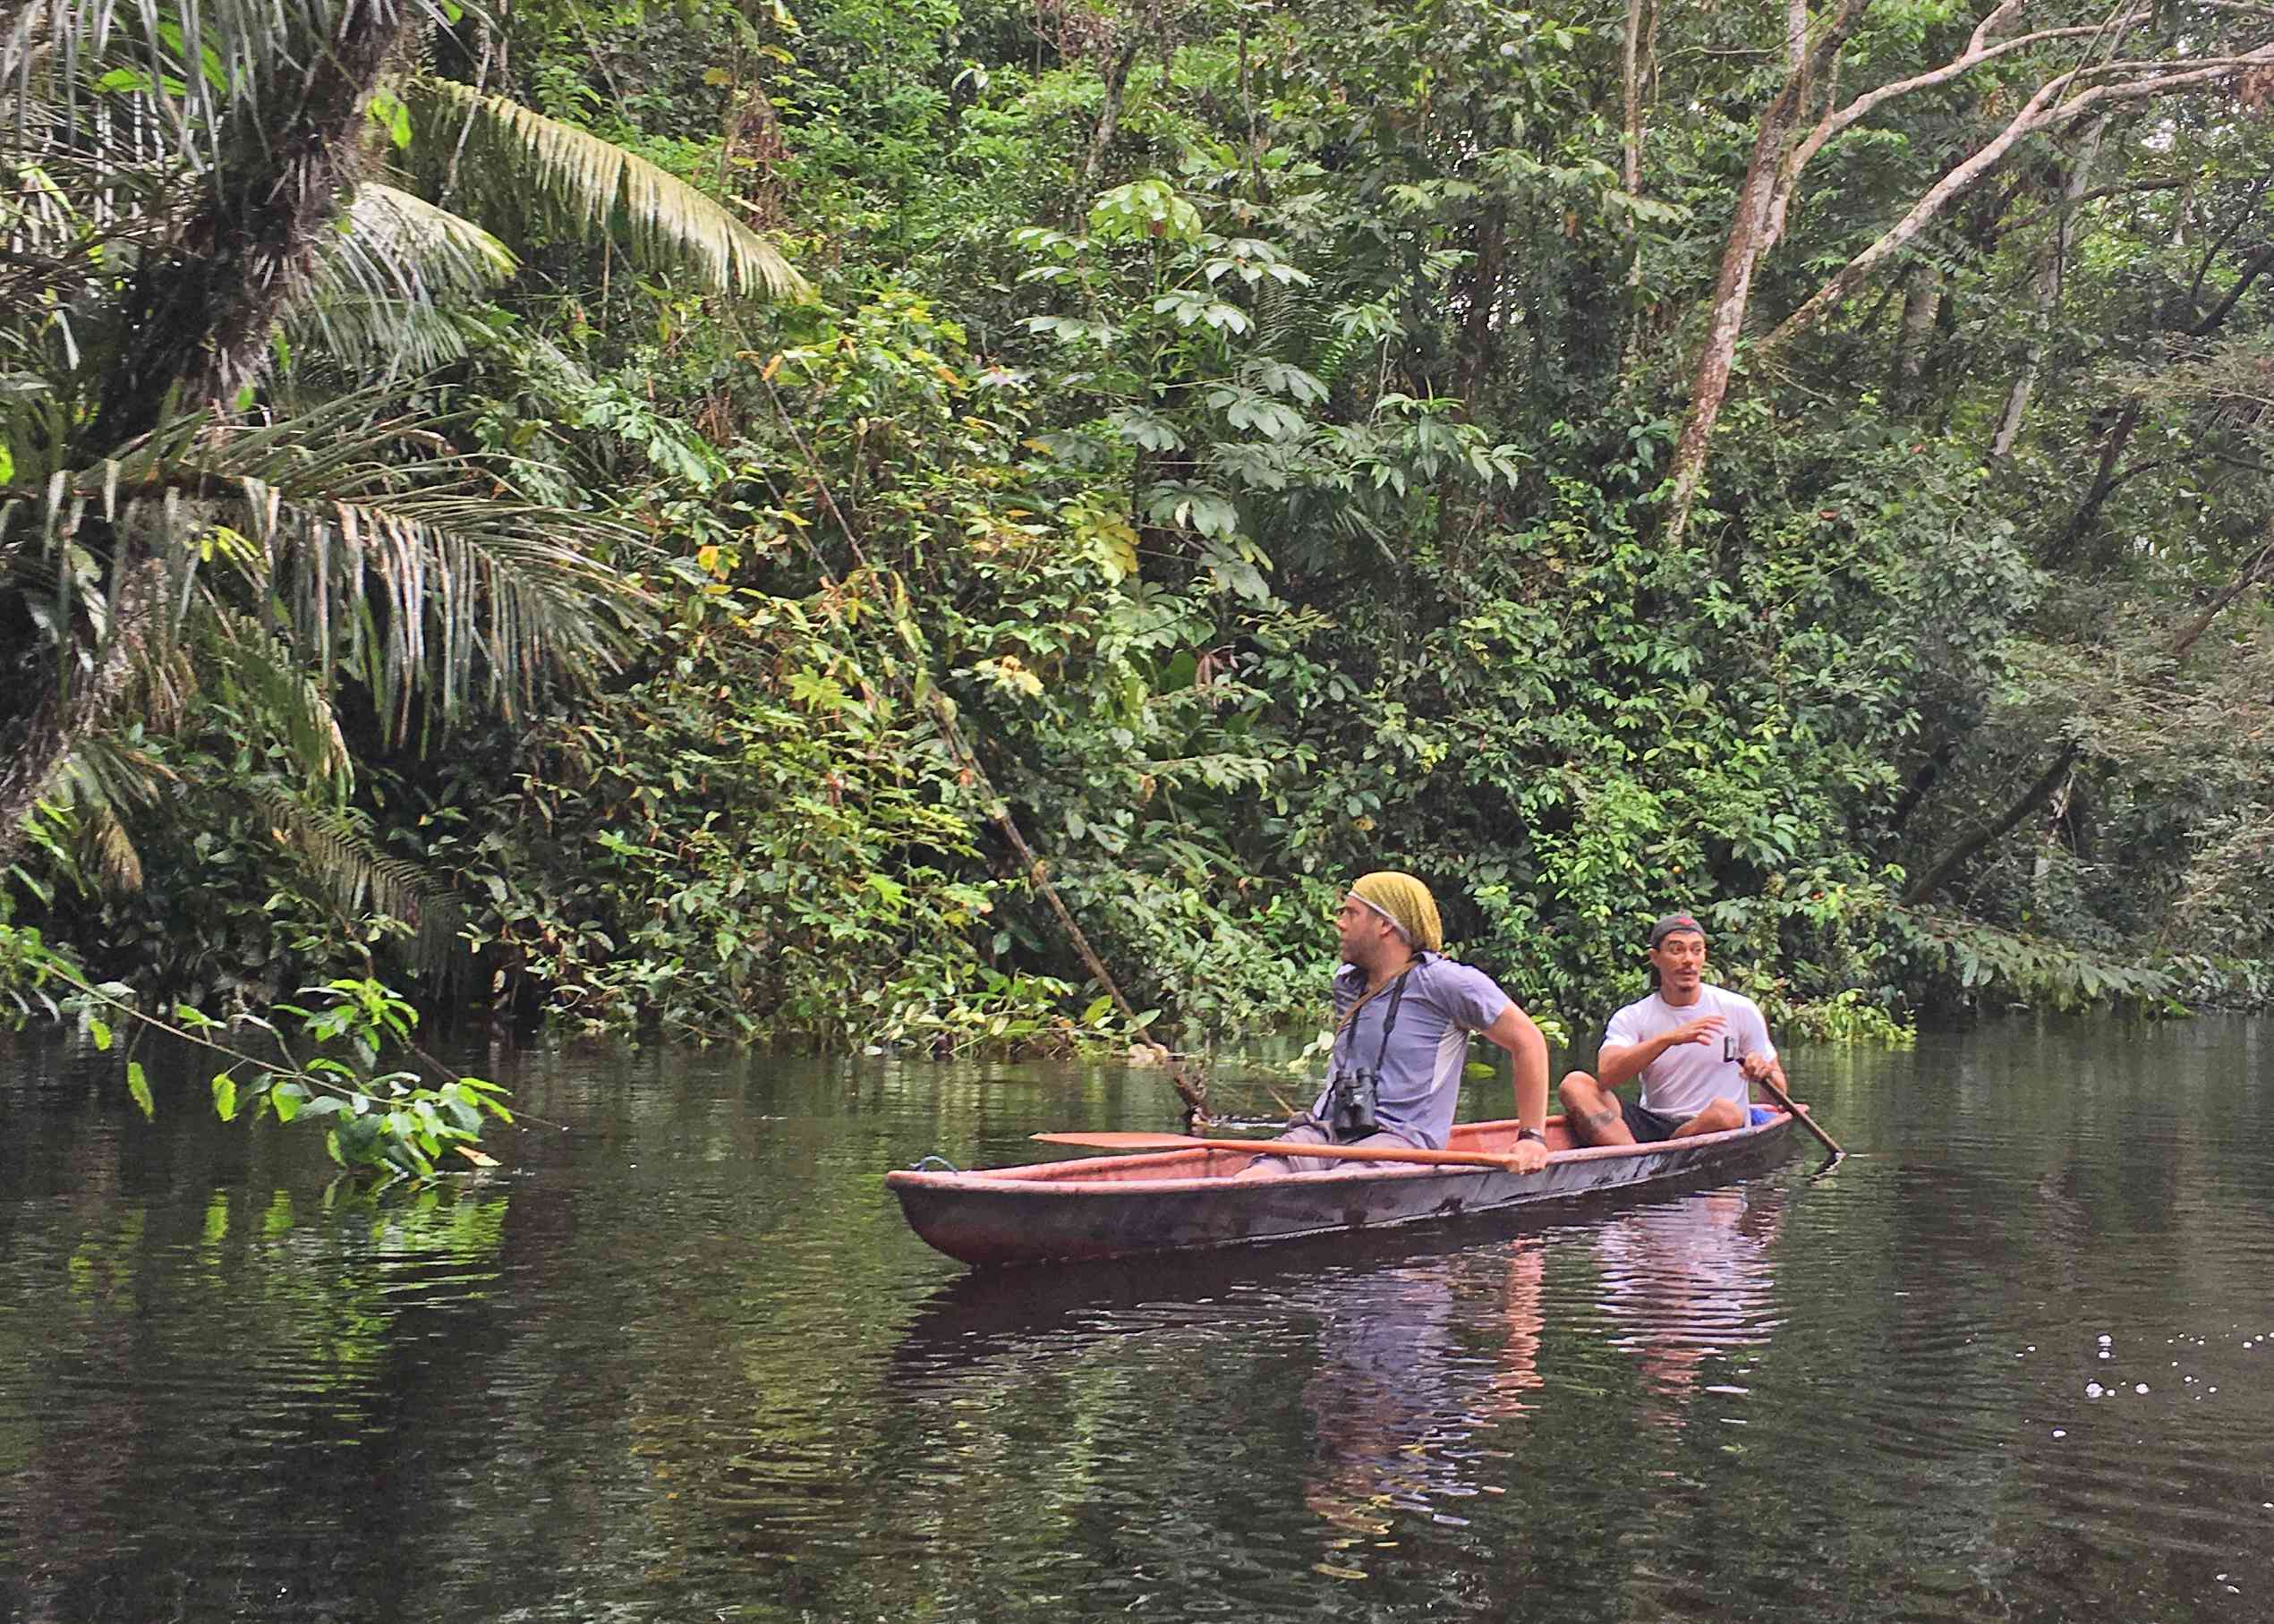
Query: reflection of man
1301 1243 1546 1543
1559 914 1784 1145
1597 1187 1786 1416
1249 871 1548 1175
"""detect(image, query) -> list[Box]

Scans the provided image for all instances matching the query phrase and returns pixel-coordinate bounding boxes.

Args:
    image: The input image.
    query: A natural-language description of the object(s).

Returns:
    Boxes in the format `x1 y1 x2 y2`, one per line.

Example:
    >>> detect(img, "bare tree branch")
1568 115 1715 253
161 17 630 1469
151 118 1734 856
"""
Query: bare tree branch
1759 47 2274 361
1660 2 2274 550
1904 539 2274 907
1997 175 2186 239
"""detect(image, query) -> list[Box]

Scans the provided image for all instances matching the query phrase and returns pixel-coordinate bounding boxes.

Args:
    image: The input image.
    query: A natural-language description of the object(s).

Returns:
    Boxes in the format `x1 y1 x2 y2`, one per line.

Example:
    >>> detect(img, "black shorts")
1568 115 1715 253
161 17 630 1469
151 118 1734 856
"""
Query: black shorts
1620 1097 1685 1144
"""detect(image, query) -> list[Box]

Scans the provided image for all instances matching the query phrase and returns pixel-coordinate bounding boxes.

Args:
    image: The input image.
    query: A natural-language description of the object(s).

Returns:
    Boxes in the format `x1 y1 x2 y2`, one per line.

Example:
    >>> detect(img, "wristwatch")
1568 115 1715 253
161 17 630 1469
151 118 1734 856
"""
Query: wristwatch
1517 1127 1546 1145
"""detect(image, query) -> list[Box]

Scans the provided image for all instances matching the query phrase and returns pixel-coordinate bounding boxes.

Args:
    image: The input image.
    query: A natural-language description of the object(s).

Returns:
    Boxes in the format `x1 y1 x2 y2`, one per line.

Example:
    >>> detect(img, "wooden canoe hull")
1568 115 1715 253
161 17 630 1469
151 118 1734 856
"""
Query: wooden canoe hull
887 1110 1797 1267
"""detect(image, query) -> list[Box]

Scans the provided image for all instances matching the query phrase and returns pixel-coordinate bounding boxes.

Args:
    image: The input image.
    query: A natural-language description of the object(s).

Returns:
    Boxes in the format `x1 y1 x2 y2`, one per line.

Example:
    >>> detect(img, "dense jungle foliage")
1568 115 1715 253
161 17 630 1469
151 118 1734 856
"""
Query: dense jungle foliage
8 0 2274 1158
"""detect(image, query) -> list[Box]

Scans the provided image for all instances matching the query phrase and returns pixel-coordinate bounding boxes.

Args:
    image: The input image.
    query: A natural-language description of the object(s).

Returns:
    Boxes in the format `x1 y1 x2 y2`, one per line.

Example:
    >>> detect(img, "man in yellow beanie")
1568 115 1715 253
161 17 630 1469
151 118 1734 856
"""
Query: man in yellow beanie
1248 871 1550 1175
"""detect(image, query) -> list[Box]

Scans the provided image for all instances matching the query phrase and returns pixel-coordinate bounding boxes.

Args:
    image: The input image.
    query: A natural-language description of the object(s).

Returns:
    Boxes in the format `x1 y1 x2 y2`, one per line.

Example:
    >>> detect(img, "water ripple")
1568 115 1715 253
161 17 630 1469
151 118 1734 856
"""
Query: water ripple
7 1021 2274 1620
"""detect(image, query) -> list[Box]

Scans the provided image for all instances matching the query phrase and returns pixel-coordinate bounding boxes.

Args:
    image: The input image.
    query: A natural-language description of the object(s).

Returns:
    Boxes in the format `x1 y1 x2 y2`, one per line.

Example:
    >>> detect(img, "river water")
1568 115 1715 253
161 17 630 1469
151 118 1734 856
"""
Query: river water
3 1016 2271 1621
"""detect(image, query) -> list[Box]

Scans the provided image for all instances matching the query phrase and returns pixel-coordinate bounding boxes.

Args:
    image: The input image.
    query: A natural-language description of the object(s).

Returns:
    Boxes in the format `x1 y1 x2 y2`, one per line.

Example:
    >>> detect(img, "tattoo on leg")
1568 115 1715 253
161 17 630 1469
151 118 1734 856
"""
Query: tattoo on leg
1582 1106 1617 1128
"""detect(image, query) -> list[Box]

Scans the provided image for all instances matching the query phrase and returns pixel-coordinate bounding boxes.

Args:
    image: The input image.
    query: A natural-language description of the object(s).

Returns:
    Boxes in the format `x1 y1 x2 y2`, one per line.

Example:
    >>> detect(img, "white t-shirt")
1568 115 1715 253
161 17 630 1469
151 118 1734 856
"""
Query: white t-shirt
1601 985 1776 1119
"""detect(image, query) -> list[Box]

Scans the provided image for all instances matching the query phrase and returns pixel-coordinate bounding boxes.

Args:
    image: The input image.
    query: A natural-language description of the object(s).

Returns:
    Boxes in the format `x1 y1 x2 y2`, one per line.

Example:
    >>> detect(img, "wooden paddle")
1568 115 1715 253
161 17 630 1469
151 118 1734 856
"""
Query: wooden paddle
1031 1130 1537 1172
1753 1075 1844 1158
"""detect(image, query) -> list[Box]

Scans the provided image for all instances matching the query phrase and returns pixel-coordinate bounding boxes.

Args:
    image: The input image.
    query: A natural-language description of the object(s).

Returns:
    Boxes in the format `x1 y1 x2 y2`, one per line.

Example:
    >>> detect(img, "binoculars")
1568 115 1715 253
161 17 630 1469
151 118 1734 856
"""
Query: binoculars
1325 1067 1382 1138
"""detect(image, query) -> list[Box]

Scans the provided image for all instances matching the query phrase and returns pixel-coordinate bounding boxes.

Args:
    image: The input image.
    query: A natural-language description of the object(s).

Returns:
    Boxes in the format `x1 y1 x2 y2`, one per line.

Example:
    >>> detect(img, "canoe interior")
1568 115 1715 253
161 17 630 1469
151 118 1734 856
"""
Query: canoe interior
914 1114 1676 1187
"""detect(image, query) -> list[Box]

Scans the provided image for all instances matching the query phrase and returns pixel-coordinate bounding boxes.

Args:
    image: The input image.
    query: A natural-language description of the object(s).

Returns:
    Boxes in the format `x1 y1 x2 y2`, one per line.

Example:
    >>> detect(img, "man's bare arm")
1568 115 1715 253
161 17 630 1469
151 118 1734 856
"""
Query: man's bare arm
1597 1012 1725 1089
1481 1003 1548 1130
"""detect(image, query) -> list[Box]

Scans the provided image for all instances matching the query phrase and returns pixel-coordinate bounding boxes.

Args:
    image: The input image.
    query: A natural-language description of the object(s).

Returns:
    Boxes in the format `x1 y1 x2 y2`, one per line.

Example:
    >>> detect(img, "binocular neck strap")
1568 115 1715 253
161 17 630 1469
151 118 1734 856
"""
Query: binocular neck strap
1370 965 1414 1073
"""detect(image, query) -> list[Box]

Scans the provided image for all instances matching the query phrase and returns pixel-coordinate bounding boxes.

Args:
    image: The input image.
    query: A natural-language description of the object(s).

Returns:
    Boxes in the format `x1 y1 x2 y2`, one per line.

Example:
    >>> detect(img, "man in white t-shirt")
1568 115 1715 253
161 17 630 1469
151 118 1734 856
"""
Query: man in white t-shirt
1556 913 1786 1145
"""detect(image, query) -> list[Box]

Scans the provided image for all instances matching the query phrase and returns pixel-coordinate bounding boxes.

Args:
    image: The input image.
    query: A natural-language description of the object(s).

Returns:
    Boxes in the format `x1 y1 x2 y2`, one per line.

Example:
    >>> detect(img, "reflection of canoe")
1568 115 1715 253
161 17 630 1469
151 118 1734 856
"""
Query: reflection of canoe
887 1108 1797 1266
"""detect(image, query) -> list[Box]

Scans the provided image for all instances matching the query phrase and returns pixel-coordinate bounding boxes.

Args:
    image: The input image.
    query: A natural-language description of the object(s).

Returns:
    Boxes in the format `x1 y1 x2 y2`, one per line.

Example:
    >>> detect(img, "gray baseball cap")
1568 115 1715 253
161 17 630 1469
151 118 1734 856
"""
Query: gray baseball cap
1648 913 1706 948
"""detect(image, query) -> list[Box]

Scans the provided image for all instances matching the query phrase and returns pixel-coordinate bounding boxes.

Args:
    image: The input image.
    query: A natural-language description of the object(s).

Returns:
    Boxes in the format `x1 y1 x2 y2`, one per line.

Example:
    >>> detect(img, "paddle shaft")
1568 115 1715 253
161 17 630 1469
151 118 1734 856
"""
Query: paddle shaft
1754 1075 1843 1157
1032 1132 1529 1171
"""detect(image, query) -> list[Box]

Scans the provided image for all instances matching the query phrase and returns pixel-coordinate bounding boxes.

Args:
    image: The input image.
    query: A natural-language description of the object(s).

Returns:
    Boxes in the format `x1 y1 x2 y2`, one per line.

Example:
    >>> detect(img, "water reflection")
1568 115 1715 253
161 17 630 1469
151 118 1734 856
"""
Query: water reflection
8 1021 2274 1622
1593 1187 1786 1422
0 1176 511 1623
1300 1242 1545 1552
1294 1187 1789 1571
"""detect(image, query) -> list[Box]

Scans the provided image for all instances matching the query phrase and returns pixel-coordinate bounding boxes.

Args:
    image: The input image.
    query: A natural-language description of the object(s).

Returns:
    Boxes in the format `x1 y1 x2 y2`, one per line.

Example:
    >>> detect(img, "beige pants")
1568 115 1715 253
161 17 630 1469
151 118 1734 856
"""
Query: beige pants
1241 1118 1420 1175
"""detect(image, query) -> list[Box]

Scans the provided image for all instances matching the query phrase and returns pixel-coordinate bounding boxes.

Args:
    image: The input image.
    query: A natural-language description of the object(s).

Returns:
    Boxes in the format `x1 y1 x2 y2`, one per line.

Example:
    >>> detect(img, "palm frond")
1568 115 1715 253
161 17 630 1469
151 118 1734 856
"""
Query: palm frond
7 2 459 159
4 1 245 181
244 779 464 977
43 726 177 818
285 185 517 375
321 183 519 305
194 397 653 712
188 603 353 789
258 485 643 735
85 797 145 890
31 725 185 897
282 296 500 377
402 77 811 302
1254 277 1310 359
2 395 657 744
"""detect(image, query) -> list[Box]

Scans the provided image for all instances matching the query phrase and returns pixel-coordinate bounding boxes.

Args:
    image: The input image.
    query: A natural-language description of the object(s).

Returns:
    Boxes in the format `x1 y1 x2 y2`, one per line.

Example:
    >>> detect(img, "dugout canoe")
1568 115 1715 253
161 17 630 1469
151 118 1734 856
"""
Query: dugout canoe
887 1106 1798 1267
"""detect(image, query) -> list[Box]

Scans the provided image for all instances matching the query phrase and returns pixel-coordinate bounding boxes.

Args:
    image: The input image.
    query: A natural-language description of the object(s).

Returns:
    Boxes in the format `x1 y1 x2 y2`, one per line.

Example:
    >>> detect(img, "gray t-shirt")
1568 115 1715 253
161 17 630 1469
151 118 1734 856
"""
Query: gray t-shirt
1307 955 1513 1150
1601 985 1776 1118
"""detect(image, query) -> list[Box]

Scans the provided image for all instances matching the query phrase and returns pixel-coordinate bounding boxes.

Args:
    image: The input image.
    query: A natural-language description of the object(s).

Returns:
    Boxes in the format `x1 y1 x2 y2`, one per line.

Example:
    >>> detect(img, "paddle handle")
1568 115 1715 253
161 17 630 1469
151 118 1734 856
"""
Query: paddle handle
1754 1076 1843 1157
1196 1137 1524 1171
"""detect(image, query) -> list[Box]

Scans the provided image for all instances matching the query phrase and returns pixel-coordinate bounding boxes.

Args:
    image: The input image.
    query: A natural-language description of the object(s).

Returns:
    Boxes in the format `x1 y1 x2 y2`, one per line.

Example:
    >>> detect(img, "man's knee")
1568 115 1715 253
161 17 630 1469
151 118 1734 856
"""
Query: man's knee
1234 1118 1326 1177
1689 1097 1744 1135
1559 1072 1624 1141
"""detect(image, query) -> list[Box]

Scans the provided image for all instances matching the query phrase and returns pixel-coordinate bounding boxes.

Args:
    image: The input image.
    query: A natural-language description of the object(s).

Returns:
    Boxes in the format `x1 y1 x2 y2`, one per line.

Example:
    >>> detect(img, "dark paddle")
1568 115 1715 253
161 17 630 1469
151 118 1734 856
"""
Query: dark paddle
1031 1131 1538 1172
1753 1075 1844 1159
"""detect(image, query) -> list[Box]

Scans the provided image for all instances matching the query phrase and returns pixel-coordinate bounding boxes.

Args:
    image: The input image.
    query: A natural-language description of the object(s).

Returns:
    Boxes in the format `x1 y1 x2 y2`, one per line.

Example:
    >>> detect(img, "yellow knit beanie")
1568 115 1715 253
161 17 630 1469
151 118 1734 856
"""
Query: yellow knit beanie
1349 872 1443 953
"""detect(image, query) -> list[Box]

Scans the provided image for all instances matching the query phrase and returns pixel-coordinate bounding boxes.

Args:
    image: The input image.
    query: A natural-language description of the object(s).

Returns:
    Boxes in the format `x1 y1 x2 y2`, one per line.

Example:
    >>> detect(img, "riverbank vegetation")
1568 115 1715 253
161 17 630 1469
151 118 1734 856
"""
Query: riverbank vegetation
7 0 2274 1135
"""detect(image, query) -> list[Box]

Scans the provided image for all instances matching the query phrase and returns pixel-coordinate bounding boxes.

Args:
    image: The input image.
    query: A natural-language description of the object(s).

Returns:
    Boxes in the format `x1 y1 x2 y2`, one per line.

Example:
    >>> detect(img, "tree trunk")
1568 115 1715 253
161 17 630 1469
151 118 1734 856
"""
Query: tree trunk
1622 0 1654 200
1657 4 2263 546
2168 540 2274 662
1460 202 1507 411
1989 363 2034 461
1761 49 2274 363
18 3 413 860
2045 398 2142 563
1659 87 1804 551
1076 35 1146 213
1619 0 1658 373
91 0 415 449
1892 261 1943 401
2045 233 2274 561
1991 119 2108 458
1660 0 1877 550
1887 732 1962 840
1900 744 2078 908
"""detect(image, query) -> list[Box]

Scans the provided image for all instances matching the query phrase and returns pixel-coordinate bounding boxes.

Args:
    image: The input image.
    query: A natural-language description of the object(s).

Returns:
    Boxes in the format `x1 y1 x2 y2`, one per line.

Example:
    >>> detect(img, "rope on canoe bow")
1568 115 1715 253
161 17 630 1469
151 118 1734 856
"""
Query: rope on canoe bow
906 1154 962 1173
